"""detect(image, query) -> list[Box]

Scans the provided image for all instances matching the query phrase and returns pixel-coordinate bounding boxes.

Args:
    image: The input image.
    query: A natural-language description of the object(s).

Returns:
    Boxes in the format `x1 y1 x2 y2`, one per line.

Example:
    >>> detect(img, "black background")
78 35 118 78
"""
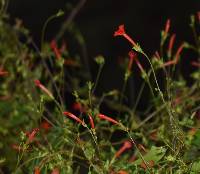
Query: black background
7 0 200 108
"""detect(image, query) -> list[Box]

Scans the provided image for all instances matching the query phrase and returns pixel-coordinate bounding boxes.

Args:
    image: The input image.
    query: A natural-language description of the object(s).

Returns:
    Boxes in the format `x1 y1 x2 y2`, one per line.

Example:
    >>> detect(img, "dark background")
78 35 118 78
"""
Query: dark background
7 0 200 53
7 0 200 108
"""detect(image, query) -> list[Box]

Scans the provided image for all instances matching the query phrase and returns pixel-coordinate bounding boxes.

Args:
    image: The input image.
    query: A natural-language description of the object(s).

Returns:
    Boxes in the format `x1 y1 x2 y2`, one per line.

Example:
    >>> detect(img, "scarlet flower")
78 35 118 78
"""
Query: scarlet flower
138 144 147 153
140 160 154 170
72 102 86 113
128 50 145 73
128 51 137 71
154 51 161 59
164 19 171 34
162 43 184 67
40 120 52 131
149 130 158 141
11 144 23 151
63 111 85 126
34 79 41 87
98 113 119 124
51 168 60 174
26 128 39 143
174 43 184 63
50 40 61 60
34 166 40 174
114 141 132 158
59 40 67 53
114 24 137 47
168 34 176 56
0 70 8 76
34 80 54 98
135 58 145 73
117 170 129 174
162 59 175 67
129 154 137 162
88 114 95 129
114 24 126 36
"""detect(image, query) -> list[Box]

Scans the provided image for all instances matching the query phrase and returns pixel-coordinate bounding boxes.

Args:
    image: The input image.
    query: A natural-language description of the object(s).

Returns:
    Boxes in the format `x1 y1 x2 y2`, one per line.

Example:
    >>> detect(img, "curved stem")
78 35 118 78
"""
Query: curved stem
92 63 104 94
41 10 64 51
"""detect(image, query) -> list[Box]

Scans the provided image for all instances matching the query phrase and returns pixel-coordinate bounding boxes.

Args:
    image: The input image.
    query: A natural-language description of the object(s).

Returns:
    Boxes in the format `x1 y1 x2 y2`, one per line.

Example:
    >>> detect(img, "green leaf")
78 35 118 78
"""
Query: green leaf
133 146 166 165
192 130 200 146
83 142 95 160
191 161 200 172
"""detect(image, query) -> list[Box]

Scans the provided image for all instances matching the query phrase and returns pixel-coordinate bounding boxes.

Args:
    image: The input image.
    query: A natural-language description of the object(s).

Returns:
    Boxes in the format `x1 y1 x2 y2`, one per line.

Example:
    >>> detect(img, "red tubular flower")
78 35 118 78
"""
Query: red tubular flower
191 61 200 68
0 70 8 76
88 114 95 129
164 19 171 34
63 111 85 126
117 170 129 174
114 24 137 47
129 154 137 162
51 168 60 174
72 102 86 113
98 113 119 124
128 51 137 71
140 160 154 170
114 25 126 36
155 51 161 59
59 40 67 53
34 167 40 174
40 120 52 131
34 79 41 87
162 60 175 67
138 144 147 153
149 130 158 141
135 58 145 73
168 34 176 56
174 43 184 63
50 40 61 60
34 80 53 98
11 144 23 151
26 128 39 143
162 43 184 67
128 50 145 74
114 141 132 158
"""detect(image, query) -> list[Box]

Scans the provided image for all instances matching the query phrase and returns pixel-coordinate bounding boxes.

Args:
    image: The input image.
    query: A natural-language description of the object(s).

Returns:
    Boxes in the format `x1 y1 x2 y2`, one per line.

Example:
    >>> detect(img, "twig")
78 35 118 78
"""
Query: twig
56 0 87 40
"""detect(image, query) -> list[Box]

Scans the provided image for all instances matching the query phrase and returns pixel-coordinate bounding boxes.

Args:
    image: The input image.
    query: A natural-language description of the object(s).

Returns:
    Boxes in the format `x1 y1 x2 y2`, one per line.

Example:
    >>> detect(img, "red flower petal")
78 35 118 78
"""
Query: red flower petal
63 111 85 125
34 80 41 87
98 113 119 124
88 114 95 129
114 24 125 36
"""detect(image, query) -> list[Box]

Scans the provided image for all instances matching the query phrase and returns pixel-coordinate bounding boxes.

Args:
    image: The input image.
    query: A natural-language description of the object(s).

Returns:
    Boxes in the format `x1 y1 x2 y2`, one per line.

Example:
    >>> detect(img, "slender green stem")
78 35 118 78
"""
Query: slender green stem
127 131 151 173
41 15 56 51
92 64 104 94
137 104 166 128
132 80 145 113
118 77 128 117
30 40 64 109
